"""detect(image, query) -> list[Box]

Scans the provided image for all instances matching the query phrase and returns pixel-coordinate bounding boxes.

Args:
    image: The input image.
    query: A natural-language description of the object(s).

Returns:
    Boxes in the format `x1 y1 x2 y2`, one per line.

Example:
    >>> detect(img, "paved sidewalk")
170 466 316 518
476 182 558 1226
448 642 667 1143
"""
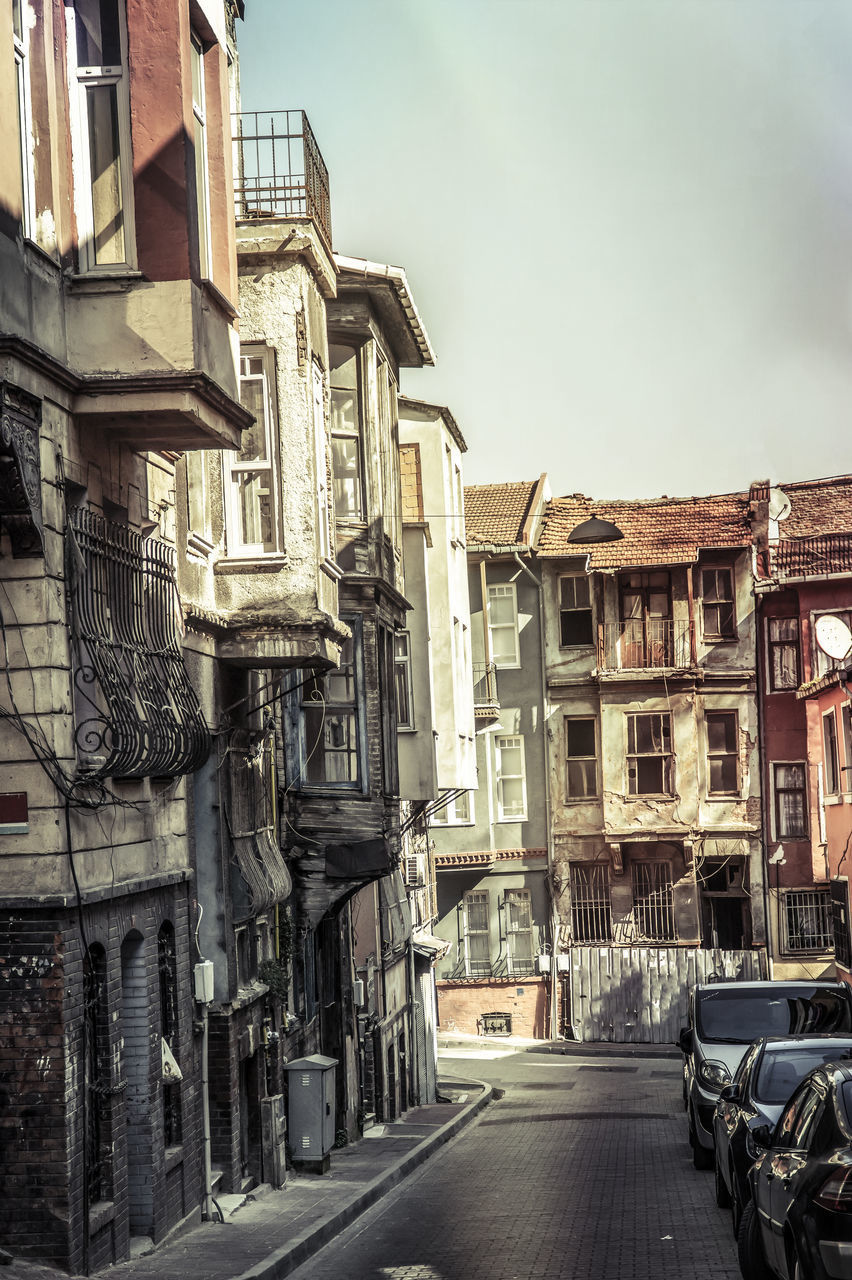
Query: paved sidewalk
437 1030 682 1059
3 1080 489 1280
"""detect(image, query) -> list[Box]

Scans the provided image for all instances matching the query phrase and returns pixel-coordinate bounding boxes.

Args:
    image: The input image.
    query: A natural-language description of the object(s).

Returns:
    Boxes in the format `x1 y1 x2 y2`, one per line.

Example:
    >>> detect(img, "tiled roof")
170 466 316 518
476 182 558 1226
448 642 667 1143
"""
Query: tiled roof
772 534 852 578
464 481 541 548
777 476 852 540
433 848 547 869
537 492 751 568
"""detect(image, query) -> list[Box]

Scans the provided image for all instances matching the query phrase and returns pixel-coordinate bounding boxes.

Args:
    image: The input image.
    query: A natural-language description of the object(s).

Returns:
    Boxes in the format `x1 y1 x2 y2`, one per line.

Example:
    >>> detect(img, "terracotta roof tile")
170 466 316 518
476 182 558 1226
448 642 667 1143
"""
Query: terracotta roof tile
537 492 751 568
464 480 541 548
771 534 852 578
778 476 852 540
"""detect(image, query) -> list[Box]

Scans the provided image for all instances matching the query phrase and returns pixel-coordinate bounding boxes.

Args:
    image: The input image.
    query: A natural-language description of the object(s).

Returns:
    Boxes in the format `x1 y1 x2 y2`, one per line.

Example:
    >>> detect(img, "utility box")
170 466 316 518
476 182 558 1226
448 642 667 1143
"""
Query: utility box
261 1093 287 1188
283 1054 337 1174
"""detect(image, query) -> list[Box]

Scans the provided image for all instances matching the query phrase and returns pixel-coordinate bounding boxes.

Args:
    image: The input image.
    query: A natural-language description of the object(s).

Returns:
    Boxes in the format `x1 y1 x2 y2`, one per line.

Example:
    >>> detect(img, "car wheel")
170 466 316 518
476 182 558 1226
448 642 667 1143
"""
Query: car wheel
714 1151 732 1208
689 1105 714 1170
737 1199 771 1280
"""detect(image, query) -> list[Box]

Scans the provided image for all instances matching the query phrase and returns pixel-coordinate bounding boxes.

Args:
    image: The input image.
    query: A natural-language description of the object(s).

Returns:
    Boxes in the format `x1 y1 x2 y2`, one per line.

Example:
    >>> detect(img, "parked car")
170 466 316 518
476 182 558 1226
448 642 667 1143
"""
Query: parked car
679 981 852 1170
713 1034 852 1236
737 1060 852 1280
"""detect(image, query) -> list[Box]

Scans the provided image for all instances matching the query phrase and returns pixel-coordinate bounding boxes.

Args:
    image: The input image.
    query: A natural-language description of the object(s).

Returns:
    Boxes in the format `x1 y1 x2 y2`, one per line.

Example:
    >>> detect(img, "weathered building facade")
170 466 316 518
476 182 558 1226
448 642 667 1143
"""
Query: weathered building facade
750 476 852 981
431 478 553 1039
0 0 247 1269
537 492 766 1041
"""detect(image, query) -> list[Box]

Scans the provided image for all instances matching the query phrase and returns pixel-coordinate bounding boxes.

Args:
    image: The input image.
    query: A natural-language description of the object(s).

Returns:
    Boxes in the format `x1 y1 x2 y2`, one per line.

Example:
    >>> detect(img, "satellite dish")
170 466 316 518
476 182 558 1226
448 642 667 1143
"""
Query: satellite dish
768 488 792 521
815 614 852 661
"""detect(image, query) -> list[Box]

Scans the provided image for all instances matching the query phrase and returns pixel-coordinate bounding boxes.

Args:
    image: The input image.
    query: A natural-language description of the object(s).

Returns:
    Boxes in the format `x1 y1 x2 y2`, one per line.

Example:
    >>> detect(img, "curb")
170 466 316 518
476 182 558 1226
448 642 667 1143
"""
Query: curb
233 1081 493 1280
438 1037 682 1060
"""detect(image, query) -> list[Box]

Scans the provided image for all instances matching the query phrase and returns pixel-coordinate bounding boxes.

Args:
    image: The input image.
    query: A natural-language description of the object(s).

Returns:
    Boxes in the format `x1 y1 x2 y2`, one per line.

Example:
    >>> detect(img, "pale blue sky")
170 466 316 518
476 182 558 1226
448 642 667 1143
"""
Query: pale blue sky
239 0 852 500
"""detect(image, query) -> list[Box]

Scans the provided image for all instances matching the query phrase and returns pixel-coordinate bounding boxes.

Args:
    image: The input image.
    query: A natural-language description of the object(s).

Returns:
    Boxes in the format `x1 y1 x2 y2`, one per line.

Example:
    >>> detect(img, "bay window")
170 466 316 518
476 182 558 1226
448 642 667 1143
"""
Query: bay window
329 343 364 520
227 348 279 555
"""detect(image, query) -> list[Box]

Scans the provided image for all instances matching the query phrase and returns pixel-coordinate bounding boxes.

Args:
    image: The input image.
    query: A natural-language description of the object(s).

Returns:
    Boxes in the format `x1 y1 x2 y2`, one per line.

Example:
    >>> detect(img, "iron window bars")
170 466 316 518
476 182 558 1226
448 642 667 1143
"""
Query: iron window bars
232 110 331 248
67 507 210 779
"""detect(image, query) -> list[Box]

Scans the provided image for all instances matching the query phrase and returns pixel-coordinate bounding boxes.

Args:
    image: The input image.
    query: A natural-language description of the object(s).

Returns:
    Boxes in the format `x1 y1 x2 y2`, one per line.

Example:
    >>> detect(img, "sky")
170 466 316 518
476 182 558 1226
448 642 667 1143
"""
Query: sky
238 0 852 501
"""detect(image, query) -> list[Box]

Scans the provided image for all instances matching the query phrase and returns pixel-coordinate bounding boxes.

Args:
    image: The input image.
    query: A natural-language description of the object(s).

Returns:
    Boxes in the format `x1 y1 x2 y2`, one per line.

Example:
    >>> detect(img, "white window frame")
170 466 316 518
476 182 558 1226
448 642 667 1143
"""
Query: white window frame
329 342 364 522
13 0 35 241
65 0 136 274
823 708 840 796
430 790 473 826
487 582 520 669
225 347 281 557
772 761 808 840
311 360 332 562
559 575 593 648
767 616 800 692
190 29 212 279
394 631 414 730
495 734 527 821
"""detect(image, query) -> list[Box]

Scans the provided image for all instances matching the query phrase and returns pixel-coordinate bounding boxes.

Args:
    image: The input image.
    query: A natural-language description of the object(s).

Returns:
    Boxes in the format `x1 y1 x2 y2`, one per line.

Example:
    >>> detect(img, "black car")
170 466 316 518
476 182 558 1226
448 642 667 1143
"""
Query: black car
713 1035 852 1237
737 1060 852 1280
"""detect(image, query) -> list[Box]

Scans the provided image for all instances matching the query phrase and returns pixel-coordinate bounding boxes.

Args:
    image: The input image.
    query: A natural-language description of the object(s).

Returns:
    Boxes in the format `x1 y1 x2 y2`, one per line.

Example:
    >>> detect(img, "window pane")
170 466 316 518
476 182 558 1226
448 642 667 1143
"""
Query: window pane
454 791 470 822
490 626 518 664
710 756 738 794
499 744 522 776
233 469 273 547
566 719 595 757
635 757 663 793
332 436 362 518
75 0 122 66
329 344 358 389
561 610 593 646
567 759 596 796
86 83 125 265
237 379 268 462
330 387 358 433
776 764 805 789
500 777 525 815
707 714 736 753
489 593 516 626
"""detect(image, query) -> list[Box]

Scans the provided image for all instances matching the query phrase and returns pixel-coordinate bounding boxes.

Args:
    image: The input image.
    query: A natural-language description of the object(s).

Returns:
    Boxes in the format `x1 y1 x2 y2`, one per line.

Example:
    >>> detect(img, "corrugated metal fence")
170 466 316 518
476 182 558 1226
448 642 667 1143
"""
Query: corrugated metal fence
565 947 767 1043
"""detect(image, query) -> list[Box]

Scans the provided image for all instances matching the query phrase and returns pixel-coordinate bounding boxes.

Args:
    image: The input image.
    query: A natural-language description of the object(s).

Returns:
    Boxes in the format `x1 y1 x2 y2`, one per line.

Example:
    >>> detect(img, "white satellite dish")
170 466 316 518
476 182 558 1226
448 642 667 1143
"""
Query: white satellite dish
768 488 792 521
815 614 852 662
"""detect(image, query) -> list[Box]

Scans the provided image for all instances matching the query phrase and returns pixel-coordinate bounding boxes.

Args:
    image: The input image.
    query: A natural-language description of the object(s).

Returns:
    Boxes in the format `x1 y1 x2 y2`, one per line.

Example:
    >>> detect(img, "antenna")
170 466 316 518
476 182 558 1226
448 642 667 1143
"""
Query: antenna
767 488 792 521
815 614 852 662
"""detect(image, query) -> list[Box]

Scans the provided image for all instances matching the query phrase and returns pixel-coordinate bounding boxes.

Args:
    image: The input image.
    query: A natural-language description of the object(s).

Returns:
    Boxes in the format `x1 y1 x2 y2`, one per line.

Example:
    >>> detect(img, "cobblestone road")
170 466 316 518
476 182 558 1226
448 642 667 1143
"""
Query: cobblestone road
285 1045 740 1280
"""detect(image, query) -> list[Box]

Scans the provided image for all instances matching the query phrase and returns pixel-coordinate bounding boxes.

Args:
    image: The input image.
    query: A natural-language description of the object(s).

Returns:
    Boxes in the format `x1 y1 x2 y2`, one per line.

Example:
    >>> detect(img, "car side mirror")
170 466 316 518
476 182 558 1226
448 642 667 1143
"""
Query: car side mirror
678 1027 693 1054
719 1083 739 1103
751 1123 772 1149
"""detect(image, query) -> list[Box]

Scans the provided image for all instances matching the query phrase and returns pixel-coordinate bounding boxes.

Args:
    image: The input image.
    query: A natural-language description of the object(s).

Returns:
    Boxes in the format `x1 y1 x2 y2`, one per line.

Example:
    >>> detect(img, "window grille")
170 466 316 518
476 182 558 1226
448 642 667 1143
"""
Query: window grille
505 889 534 976
631 861 677 941
158 923 182 1146
463 891 491 976
570 862 612 943
784 889 832 953
67 508 211 779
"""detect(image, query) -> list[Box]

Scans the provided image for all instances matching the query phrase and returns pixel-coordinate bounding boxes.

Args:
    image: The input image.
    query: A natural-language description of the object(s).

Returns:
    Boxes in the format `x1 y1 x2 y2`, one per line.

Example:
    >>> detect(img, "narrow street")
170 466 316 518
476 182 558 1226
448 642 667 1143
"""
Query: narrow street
285 1043 740 1280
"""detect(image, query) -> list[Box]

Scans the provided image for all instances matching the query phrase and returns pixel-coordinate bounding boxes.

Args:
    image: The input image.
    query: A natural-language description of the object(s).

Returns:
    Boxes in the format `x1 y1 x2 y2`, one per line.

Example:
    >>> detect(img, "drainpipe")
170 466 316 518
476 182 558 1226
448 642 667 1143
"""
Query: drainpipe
512 551 559 1041
754 591 774 979
193 958 215 1220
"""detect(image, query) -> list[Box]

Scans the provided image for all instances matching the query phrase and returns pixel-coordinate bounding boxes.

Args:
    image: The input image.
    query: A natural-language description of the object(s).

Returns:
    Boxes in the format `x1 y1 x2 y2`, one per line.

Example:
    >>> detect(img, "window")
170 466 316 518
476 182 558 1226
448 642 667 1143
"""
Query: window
329 343 363 520
559 576 593 647
462 891 491 976
378 625 398 795
768 617 800 690
190 31 211 277
843 703 852 789
619 572 672 666
631 861 676 941
565 717 597 798
784 888 832 953
185 452 209 542
430 790 472 826
702 568 736 639
626 713 673 796
66 0 134 271
227 349 279 555
570 862 612 942
394 632 414 728
301 630 361 786
774 763 808 839
504 889 534 975
487 583 520 667
311 361 332 560
824 710 840 795
496 734 527 819
13 0 35 239
706 710 739 796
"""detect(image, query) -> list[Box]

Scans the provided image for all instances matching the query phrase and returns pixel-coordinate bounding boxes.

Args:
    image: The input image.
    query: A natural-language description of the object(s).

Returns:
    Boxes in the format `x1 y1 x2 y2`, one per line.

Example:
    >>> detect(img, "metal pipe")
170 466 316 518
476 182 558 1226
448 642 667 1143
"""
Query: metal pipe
200 1003 214 1221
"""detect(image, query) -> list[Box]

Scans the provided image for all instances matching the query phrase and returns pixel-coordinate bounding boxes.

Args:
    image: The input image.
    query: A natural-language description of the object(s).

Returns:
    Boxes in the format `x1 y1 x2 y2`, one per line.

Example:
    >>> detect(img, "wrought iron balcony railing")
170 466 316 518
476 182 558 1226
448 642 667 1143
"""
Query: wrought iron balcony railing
597 620 694 671
472 661 499 714
232 110 332 248
67 508 211 779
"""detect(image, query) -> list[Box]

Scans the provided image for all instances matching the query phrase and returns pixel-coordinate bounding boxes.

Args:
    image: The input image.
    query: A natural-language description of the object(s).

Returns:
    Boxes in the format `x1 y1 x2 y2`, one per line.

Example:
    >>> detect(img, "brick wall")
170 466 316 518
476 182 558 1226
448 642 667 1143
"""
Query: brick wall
436 977 549 1038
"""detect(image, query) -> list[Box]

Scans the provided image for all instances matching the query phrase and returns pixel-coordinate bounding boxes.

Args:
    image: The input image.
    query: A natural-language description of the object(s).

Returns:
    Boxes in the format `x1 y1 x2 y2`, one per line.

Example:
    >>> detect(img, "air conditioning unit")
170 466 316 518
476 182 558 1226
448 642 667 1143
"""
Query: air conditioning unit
403 854 424 887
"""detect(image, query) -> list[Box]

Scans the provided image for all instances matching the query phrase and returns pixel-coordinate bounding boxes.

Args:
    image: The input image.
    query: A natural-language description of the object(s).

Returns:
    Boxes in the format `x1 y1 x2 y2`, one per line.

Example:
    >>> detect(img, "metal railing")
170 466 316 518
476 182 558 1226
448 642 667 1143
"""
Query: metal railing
472 661 498 710
597 620 693 671
784 888 833 952
232 110 332 247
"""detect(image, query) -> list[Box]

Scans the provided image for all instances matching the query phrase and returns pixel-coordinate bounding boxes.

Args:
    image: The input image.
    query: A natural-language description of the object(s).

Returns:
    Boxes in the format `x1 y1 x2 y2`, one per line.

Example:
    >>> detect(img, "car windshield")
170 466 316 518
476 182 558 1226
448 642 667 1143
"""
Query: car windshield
754 1044 852 1104
696 988 852 1045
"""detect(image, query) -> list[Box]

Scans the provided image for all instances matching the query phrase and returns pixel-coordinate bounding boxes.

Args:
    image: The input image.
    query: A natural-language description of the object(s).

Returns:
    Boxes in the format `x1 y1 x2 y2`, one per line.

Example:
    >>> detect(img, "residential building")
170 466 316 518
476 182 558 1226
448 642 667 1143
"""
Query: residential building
0 0 247 1269
750 476 852 980
431 477 553 1040
537 492 765 1041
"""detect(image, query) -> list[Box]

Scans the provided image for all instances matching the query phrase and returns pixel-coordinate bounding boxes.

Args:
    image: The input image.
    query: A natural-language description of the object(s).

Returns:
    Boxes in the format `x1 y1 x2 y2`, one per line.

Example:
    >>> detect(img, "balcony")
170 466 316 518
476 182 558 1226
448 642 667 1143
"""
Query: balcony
232 110 332 249
597 620 694 672
472 661 499 718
